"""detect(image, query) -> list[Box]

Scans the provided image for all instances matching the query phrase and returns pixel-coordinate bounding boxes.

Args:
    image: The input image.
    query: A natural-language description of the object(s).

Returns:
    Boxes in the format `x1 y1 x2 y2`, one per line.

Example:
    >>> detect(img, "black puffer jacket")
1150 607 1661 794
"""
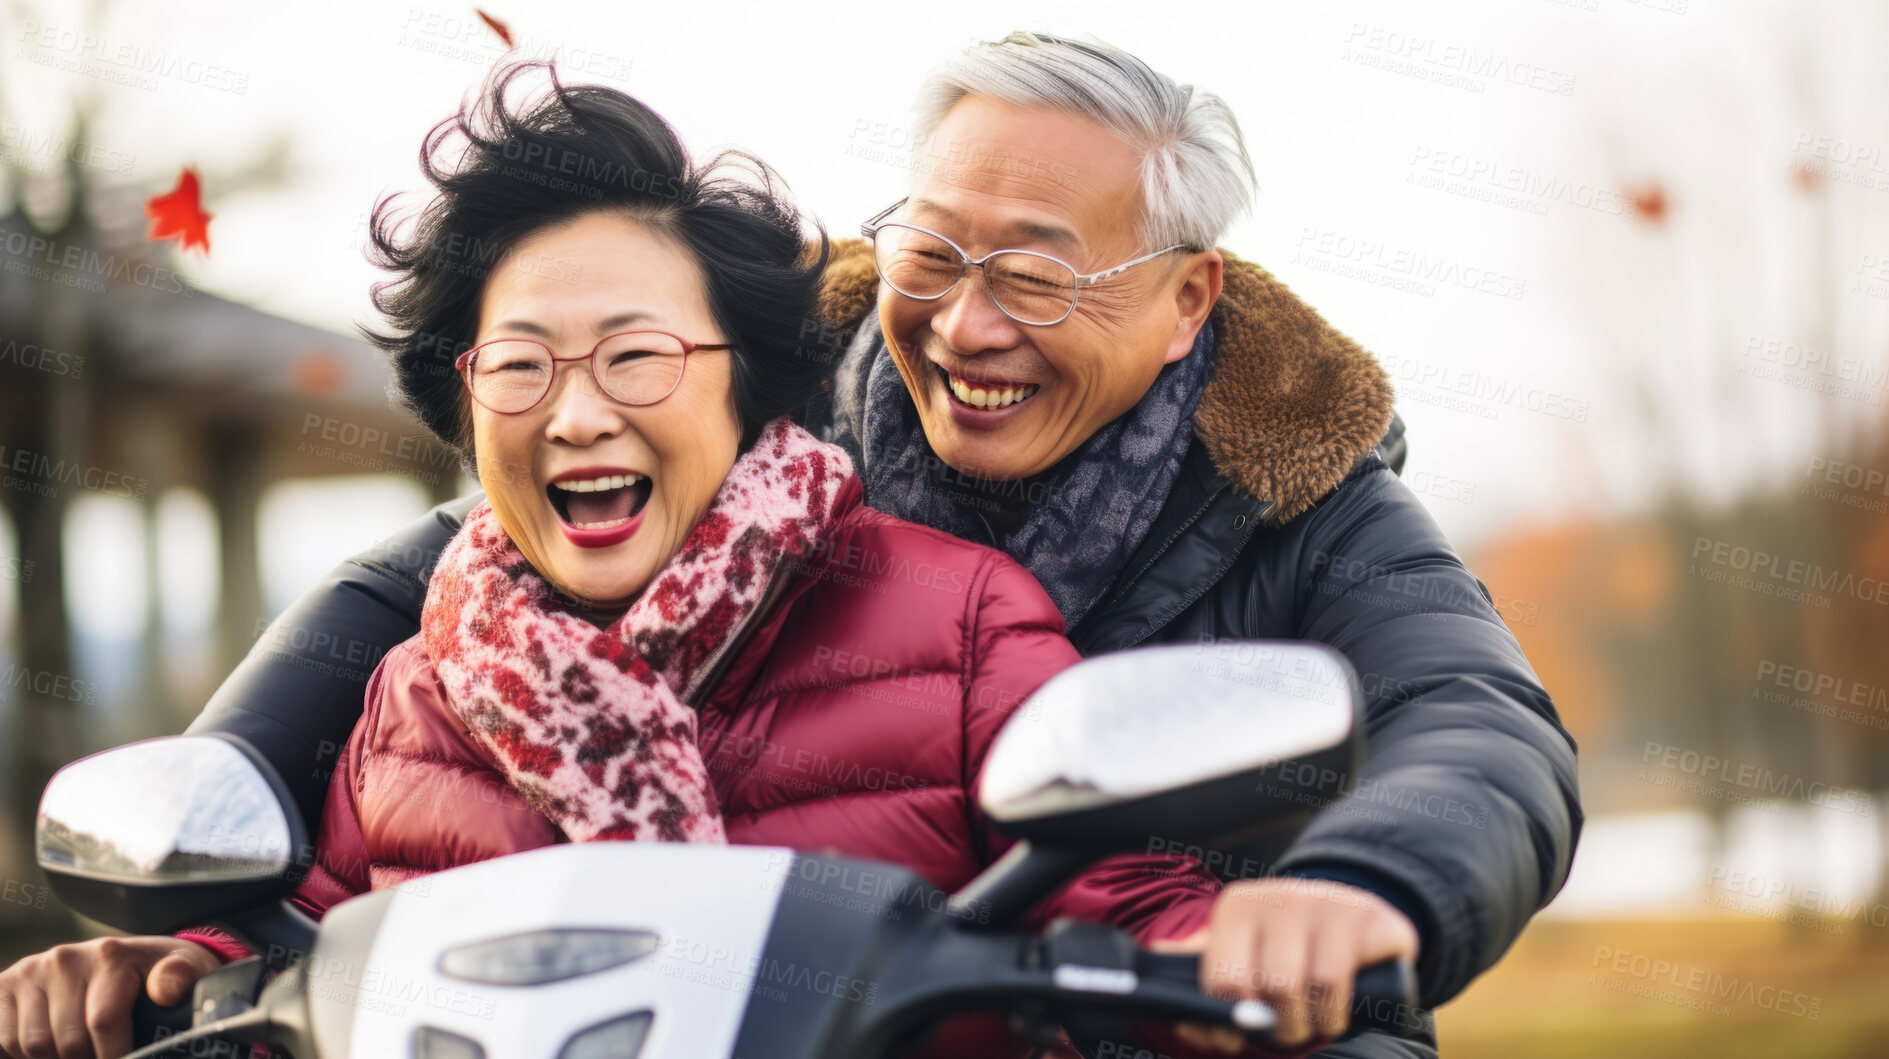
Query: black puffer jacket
190 246 1580 1059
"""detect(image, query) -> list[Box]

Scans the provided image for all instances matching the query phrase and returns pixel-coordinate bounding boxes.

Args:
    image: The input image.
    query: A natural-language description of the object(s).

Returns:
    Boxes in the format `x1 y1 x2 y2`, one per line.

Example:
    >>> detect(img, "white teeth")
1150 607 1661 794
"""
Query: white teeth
947 373 1040 409
571 516 633 529
552 473 645 492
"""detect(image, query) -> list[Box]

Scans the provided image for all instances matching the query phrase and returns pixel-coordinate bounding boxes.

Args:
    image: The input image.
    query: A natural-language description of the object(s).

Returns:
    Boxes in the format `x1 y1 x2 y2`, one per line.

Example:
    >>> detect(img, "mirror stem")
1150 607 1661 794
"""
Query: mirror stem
948 842 1097 930
223 900 319 970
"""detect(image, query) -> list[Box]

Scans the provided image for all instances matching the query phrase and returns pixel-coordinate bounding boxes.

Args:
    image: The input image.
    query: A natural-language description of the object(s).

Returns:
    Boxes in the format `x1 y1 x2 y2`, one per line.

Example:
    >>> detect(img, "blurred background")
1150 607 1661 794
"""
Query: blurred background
2 0 1887 1054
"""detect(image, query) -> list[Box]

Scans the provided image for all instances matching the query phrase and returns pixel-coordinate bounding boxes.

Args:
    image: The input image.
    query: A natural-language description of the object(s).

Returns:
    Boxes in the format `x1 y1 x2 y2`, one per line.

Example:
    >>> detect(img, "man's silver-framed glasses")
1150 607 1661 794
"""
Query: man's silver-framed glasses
860 198 1186 326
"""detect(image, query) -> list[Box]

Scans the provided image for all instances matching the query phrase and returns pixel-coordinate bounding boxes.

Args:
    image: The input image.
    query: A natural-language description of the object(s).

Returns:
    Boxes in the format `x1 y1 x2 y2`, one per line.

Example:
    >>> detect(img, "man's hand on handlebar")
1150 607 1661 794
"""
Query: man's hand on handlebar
0 937 218 1059
1150 878 1420 1054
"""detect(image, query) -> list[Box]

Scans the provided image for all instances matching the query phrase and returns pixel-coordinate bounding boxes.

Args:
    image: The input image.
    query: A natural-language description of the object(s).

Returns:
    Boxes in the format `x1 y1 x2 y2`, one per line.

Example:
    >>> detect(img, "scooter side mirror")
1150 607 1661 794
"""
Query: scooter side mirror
36 734 309 936
979 641 1363 854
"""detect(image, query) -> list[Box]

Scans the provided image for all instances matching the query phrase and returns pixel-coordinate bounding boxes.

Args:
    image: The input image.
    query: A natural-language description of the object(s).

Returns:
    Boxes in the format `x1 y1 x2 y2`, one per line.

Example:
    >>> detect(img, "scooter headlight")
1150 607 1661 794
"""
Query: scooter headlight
413 1026 486 1059
558 1012 654 1059
439 928 660 986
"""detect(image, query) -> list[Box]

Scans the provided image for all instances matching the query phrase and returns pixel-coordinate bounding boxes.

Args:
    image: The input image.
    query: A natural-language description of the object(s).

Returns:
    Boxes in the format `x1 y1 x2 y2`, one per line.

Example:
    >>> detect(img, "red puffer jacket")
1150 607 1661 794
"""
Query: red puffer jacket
182 487 1220 1047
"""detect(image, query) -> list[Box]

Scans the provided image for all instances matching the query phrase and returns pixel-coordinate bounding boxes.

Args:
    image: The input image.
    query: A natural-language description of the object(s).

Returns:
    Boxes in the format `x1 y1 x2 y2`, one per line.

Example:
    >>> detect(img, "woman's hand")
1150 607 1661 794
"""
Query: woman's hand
0 937 218 1059
1150 878 1419 1055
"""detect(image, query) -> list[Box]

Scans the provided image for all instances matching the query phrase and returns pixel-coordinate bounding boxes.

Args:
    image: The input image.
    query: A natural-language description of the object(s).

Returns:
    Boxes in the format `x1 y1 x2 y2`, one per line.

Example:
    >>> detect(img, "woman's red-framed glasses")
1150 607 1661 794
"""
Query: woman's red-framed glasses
453 330 733 414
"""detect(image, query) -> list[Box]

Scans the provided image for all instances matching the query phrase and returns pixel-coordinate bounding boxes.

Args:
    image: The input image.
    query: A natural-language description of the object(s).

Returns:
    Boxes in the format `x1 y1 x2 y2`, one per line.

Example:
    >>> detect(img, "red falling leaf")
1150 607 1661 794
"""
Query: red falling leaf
476 8 515 49
292 350 347 396
145 168 212 254
1792 163 1823 194
1624 182 1667 225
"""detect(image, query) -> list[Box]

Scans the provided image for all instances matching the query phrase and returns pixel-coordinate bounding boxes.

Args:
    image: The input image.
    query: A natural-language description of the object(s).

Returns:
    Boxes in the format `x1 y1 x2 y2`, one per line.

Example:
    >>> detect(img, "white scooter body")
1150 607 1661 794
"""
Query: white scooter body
305 844 796 1058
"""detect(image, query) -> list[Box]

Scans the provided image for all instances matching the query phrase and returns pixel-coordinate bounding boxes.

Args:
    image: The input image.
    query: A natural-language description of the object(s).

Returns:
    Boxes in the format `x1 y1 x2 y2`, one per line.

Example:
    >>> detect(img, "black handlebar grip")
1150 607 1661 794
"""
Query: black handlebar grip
1134 950 1202 986
130 990 196 1051
1347 958 1421 1036
1132 952 1422 1039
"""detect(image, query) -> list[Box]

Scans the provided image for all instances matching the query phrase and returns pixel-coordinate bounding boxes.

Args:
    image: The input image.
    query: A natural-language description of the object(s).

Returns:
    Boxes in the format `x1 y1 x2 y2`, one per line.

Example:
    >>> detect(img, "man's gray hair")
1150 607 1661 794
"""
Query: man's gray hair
912 31 1257 253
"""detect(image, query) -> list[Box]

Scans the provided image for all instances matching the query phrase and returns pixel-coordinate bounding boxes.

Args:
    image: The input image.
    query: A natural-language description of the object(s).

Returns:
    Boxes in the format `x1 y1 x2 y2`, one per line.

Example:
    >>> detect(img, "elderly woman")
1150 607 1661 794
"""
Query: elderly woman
0 64 1220 1059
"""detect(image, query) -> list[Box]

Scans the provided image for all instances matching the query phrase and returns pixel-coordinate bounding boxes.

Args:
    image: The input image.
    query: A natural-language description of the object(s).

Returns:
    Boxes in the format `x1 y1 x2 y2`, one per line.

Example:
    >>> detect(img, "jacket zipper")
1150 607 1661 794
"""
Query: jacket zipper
682 556 803 710
1088 482 1226 622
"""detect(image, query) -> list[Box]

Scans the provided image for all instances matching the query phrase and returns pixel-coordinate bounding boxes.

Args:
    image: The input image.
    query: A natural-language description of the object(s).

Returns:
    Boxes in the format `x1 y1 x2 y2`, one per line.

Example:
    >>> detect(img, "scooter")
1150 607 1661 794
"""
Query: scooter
34 641 1423 1058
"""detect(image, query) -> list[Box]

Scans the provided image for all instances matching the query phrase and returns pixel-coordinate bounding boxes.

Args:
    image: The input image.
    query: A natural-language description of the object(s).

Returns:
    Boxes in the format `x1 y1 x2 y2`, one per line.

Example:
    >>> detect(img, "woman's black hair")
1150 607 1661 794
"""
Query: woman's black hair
361 60 830 457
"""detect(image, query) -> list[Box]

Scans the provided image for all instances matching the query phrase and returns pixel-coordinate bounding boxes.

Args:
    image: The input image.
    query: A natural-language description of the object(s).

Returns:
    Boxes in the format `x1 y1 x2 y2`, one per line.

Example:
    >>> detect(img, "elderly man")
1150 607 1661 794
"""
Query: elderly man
802 34 1579 1056
55 33 1574 1059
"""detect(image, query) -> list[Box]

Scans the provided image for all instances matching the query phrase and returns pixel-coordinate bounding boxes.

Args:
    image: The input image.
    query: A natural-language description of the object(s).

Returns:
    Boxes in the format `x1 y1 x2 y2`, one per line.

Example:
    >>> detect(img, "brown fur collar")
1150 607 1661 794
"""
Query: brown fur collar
816 240 1393 524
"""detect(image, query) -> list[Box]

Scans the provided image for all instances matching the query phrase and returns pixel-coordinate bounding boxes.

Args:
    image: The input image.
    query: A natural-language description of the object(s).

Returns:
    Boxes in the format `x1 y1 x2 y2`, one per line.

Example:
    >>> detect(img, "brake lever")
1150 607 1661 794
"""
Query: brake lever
125 956 272 1057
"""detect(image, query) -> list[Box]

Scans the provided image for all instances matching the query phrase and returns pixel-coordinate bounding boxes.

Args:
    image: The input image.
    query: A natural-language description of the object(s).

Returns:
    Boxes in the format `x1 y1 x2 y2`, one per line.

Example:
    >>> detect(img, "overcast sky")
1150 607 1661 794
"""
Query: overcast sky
7 0 1888 549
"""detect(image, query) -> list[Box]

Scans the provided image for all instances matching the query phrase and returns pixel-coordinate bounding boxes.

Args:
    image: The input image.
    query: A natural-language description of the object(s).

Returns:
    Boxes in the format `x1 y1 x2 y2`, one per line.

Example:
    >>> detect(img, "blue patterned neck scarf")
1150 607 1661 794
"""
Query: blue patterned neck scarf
826 314 1214 629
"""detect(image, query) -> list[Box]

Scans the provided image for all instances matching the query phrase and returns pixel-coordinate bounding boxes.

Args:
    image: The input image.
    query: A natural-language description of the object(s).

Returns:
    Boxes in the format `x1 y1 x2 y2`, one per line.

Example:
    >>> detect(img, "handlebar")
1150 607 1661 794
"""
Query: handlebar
124 917 1422 1058
1132 952 1422 1038
127 992 196 1055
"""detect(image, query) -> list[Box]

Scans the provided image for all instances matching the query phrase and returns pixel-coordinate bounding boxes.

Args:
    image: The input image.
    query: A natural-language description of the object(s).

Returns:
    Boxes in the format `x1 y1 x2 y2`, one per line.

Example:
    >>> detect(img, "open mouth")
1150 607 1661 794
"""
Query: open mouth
936 365 1041 410
546 472 654 530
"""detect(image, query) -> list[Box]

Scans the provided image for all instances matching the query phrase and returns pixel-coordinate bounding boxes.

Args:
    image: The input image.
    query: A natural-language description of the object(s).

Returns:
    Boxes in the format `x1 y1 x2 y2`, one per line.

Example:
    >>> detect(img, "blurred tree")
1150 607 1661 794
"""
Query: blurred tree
0 2 291 941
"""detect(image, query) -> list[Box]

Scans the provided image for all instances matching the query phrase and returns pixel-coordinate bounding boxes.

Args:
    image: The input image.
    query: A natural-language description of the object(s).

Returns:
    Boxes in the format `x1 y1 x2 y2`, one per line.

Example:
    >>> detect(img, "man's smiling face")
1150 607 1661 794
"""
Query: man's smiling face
877 94 1217 481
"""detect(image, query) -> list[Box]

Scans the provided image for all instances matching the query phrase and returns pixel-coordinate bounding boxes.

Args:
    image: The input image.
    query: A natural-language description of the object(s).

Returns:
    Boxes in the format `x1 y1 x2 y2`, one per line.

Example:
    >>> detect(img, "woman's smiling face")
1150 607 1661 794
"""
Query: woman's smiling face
470 211 741 608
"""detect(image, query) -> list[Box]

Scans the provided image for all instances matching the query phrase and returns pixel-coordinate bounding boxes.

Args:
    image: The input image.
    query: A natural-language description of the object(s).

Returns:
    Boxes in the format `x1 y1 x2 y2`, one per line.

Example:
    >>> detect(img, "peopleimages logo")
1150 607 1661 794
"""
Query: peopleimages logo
0 664 99 706
1640 741 1873 817
1740 336 1887 405
0 443 148 501
1292 227 1527 301
1376 349 1590 423
1803 457 1889 514
1706 867 1889 929
0 120 134 176
1690 537 1889 607
1342 23 1578 96
1755 661 1888 711
0 340 84 379
1590 946 1820 1020
15 22 250 94
0 229 192 296
1407 146 1629 218
1751 660 1889 733
1 879 49 910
